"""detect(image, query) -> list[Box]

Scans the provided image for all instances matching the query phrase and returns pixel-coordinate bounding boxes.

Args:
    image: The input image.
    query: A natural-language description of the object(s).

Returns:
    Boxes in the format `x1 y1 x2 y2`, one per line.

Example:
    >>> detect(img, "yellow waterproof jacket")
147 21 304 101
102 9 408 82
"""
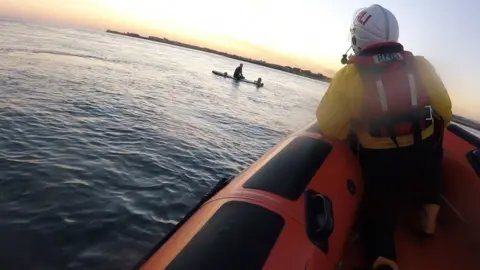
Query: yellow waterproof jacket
316 56 452 149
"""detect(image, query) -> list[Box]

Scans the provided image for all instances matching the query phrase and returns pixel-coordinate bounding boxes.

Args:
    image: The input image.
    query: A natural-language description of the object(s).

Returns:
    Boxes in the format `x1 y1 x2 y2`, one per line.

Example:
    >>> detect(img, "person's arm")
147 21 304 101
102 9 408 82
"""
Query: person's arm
416 56 453 126
316 67 353 140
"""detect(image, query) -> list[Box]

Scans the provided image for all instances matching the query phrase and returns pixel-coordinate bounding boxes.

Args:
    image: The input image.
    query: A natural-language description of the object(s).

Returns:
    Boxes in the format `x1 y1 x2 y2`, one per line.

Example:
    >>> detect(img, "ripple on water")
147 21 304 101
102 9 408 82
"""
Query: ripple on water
0 20 324 270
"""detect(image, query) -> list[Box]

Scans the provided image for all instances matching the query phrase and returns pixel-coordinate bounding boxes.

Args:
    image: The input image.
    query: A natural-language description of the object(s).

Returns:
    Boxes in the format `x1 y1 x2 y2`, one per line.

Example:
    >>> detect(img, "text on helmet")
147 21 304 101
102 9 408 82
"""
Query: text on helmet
356 11 372 26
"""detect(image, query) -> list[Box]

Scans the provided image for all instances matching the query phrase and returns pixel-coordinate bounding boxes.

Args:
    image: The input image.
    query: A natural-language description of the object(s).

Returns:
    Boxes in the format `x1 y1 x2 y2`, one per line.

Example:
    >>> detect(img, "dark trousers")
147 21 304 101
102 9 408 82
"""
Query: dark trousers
357 130 443 263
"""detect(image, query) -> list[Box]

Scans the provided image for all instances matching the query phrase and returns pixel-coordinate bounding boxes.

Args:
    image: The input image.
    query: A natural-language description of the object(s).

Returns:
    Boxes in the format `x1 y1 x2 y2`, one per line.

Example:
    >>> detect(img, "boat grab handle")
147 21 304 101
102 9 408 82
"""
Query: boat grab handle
304 189 334 254
467 149 480 177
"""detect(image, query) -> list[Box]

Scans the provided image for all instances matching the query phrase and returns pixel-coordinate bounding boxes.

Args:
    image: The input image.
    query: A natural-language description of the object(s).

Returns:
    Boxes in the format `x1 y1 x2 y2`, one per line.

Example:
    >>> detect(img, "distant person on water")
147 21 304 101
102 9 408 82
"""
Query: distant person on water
233 63 244 80
316 4 452 270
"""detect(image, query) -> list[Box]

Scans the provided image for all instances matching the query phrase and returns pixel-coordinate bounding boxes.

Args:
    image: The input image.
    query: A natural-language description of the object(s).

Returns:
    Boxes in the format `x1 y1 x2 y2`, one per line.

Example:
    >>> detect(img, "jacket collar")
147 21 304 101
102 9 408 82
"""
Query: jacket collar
358 42 404 56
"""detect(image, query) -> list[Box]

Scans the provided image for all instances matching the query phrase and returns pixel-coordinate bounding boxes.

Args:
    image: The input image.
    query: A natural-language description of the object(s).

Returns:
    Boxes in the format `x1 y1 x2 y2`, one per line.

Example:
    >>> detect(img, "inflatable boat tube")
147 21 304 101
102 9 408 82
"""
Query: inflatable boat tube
134 121 480 270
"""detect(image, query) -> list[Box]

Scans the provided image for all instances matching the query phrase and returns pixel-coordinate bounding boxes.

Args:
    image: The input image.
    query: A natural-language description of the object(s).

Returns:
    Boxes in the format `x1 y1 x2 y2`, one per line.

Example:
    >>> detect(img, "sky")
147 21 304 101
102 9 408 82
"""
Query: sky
1 0 479 118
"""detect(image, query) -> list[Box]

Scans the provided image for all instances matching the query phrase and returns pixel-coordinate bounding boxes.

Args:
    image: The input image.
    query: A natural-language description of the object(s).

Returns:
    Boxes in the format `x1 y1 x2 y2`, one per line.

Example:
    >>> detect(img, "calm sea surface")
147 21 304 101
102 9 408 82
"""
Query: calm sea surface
0 20 328 270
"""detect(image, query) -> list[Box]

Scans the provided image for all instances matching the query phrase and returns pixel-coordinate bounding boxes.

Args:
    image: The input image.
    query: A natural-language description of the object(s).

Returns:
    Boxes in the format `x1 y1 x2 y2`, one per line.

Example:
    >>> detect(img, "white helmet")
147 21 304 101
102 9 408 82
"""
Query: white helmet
349 4 399 54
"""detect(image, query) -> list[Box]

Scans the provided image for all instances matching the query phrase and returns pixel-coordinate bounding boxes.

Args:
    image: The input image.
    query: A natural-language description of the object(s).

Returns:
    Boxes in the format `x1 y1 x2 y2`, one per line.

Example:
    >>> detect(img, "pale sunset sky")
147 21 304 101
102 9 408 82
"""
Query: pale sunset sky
1 0 479 118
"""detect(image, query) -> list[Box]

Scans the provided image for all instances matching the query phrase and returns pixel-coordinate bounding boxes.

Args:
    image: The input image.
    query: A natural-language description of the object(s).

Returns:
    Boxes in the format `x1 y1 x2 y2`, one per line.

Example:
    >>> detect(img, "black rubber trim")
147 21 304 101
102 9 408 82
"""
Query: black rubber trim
165 201 285 270
447 124 480 149
466 150 480 178
132 177 233 270
243 136 333 200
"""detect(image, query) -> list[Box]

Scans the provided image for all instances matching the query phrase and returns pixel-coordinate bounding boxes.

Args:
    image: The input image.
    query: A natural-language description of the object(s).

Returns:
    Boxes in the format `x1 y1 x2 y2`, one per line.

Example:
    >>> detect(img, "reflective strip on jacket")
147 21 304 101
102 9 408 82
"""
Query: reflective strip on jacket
316 55 452 150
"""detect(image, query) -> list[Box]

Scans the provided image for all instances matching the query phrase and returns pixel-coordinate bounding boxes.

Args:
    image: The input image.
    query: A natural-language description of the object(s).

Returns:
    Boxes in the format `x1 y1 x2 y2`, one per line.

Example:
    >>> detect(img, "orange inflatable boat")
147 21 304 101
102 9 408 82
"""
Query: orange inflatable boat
134 121 480 270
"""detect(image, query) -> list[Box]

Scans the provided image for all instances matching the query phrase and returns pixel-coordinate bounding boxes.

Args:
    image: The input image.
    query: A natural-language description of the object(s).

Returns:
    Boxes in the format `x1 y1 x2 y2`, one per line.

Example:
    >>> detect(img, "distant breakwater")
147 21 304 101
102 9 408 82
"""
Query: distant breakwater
106 30 331 83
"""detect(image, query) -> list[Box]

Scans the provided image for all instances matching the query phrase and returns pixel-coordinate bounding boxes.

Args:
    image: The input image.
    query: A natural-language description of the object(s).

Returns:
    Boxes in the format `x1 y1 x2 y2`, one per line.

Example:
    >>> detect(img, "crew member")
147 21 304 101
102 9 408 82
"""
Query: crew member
316 4 452 270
